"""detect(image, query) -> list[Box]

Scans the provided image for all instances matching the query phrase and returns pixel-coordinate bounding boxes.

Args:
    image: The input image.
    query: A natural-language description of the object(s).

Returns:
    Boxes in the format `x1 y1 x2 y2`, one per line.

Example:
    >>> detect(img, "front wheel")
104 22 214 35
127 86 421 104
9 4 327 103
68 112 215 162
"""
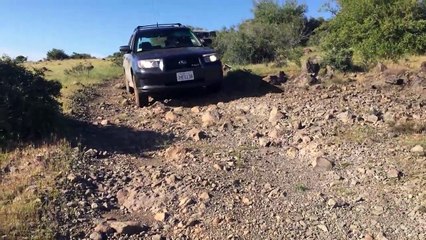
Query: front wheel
132 75 148 107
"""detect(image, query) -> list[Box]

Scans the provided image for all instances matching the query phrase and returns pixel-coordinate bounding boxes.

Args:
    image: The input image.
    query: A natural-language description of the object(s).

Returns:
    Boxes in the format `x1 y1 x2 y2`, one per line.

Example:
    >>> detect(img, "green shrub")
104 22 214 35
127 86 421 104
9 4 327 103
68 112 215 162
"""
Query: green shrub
0 59 62 147
321 0 426 64
213 0 324 65
322 47 354 72
64 62 94 76
46 48 69 60
70 52 94 59
108 52 124 67
14 55 28 64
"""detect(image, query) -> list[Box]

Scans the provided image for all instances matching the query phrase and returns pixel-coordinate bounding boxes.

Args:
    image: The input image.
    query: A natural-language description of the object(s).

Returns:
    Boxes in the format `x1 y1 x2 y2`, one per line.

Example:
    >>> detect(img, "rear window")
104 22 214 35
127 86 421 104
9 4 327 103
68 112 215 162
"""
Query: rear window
134 28 202 52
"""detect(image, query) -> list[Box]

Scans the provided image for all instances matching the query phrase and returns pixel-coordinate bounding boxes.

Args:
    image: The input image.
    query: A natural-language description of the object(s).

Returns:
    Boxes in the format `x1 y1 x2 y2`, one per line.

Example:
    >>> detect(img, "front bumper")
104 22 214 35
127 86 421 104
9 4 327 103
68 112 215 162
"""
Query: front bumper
134 63 223 93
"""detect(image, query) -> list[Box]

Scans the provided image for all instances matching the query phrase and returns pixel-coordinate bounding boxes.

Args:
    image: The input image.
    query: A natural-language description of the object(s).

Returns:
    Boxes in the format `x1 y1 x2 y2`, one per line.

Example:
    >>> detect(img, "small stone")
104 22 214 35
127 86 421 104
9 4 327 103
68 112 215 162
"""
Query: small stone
411 145 424 153
114 83 126 89
91 203 99 209
366 114 379 123
376 232 389 240
372 206 385 216
364 234 374 240
327 199 337 207
121 99 130 105
109 221 147 235
201 109 220 127
317 224 328 232
286 147 299 159
165 111 177 122
154 211 168 222
376 62 387 72
164 145 187 162
89 232 103 240
312 157 334 171
242 197 251 205
179 197 195 208
213 164 222 170
67 173 78 182
259 138 271 147
199 192 210 201
152 234 164 240
421 61 426 72
387 169 401 179
94 222 114 234
337 111 354 124
269 107 284 125
100 119 109 126
191 106 200 113
186 128 207 141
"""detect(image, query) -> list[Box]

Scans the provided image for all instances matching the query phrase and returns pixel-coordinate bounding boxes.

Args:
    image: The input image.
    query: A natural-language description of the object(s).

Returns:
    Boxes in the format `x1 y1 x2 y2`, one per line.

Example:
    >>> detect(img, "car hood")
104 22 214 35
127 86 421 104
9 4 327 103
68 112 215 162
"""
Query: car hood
135 47 216 59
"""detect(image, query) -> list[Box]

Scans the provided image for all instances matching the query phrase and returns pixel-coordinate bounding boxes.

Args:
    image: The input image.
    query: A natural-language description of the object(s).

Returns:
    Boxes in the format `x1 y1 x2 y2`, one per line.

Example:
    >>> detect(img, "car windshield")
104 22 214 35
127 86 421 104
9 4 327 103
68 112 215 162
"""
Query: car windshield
135 28 202 52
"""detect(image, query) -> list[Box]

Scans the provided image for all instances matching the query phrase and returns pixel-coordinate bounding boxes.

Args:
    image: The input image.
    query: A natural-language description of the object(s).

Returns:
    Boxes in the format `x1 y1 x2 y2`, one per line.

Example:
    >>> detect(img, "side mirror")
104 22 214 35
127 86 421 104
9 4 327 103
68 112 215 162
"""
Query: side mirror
119 45 131 53
202 38 213 47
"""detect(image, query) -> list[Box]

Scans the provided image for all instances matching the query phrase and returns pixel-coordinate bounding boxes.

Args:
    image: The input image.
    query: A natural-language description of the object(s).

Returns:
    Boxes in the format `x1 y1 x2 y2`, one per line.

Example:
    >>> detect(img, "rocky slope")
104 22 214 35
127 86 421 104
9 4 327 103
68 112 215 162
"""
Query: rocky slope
53 68 425 240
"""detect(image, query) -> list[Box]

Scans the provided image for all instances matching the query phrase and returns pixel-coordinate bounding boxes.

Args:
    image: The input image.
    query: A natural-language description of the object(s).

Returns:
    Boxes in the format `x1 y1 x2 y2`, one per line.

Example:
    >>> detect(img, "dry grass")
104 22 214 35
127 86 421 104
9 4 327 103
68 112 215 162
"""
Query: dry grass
340 125 379 144
233 61 301 77
389 121 426 135
398 134 426 148
0 141 77 239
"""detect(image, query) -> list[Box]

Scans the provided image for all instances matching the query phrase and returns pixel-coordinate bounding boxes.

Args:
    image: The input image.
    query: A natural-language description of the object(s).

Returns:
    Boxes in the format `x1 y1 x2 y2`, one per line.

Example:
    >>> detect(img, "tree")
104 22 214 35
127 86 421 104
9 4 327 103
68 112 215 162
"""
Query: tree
70 52 93 59
214 0 322 65
14 55 27 63
321 0 426 64
46 48 69 60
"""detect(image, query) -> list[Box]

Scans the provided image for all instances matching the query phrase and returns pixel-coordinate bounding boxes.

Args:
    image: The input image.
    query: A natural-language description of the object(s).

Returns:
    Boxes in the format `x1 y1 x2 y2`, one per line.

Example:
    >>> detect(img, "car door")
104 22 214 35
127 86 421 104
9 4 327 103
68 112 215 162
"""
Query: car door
123 34 134 88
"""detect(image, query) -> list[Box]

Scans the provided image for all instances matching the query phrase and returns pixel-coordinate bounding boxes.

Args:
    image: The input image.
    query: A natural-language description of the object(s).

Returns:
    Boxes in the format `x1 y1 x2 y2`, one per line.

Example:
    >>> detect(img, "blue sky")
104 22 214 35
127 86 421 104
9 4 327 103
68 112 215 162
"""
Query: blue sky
0 0 330 60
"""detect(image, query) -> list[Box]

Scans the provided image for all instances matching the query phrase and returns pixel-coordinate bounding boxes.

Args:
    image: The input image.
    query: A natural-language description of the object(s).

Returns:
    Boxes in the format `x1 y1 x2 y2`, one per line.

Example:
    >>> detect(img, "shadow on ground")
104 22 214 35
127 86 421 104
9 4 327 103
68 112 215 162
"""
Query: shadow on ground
153 69 283 107
61 118 174 156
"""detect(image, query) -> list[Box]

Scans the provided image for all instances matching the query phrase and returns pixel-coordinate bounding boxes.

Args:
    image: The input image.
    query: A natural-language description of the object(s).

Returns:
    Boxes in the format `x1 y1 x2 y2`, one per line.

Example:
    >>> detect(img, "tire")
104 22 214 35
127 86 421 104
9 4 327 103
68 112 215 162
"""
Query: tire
133 75 148 107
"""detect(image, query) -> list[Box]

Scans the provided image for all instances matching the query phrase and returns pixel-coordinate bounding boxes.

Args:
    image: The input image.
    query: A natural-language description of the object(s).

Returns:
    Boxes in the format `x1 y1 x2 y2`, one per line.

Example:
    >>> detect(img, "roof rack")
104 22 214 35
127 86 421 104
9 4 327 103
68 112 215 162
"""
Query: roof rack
134 23 184 32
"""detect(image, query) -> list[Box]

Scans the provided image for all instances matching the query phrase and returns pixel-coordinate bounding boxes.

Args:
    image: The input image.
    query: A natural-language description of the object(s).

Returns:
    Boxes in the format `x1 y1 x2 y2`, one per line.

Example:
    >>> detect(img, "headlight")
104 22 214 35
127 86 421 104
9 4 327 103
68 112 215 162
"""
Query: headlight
203 54 219 63
138 59 164 70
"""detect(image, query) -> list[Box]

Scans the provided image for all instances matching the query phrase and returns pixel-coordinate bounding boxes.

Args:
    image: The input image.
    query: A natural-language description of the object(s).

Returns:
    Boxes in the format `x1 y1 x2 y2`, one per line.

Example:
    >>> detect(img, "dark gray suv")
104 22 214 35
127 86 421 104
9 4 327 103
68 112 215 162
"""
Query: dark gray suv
119 23 223 107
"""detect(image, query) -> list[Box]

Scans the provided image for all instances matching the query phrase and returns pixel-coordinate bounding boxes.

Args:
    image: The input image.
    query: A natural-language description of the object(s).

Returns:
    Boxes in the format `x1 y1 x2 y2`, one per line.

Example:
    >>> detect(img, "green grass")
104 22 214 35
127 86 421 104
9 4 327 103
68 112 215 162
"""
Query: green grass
24 59 122 109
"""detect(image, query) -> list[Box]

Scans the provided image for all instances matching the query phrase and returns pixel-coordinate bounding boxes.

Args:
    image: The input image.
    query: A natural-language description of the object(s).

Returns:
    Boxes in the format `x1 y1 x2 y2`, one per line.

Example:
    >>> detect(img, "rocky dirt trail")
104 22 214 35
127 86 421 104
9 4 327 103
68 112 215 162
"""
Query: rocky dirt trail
54 69 425 240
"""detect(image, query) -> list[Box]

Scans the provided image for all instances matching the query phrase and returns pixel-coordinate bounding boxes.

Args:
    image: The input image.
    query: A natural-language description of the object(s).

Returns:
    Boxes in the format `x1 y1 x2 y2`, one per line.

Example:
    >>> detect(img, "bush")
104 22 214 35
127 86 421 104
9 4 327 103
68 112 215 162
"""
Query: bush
0 59 62 147
108 52 124 67
322 47 354 72
213 0 323 65
64 62 94 76
46 48 69 60
70 52 94 59
321 0 426 64
14 55 28 64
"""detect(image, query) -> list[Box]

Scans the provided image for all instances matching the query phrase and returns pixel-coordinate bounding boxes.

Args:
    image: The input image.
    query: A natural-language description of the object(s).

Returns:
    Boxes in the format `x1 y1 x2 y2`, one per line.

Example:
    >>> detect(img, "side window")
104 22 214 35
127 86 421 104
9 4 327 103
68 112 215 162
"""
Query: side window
128 34 134 51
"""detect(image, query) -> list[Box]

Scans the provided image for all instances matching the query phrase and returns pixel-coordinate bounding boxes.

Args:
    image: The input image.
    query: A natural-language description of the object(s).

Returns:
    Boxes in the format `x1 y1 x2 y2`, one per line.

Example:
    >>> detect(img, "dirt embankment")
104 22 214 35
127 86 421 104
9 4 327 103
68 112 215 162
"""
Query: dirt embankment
52 68 425 240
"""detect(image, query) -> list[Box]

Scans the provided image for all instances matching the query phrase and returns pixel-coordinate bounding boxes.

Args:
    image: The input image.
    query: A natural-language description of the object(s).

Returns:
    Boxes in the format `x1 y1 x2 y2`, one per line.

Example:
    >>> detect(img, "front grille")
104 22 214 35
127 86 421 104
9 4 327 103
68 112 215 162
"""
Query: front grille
164 55 201 71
